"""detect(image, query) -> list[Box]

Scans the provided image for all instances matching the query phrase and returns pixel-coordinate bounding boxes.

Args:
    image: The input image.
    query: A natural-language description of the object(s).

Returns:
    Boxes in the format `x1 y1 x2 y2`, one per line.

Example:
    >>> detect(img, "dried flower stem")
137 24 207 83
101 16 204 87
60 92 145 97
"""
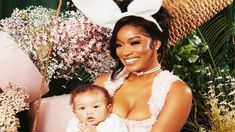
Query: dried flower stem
32 45 52 132
32 0 63 130
56 0 63 17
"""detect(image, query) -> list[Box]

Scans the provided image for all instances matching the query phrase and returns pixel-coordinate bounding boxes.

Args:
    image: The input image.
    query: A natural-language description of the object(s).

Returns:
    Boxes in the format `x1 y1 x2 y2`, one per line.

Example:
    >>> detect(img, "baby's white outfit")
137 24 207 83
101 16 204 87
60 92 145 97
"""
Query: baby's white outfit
66 114 128 132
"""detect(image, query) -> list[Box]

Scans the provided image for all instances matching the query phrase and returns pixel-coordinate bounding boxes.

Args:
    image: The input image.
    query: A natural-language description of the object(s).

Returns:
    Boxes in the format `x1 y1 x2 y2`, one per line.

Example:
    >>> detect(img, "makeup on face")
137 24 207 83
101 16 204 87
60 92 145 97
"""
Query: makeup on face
116 25 159 73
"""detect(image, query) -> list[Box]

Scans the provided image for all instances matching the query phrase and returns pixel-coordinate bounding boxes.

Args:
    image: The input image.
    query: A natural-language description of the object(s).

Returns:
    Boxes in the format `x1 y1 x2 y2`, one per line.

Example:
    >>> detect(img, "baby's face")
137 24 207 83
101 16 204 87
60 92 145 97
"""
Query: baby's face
73 91 111 126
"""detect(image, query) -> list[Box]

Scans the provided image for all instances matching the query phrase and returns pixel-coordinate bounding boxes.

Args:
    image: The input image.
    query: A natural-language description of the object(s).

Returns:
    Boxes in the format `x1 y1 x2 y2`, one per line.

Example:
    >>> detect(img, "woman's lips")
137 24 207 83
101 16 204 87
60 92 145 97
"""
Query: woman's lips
124 58 138 65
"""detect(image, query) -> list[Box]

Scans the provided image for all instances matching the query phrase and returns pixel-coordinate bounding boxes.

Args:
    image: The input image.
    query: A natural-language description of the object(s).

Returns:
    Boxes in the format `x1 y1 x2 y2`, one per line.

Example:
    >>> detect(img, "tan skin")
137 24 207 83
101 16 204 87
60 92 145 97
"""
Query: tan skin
94 25 192 132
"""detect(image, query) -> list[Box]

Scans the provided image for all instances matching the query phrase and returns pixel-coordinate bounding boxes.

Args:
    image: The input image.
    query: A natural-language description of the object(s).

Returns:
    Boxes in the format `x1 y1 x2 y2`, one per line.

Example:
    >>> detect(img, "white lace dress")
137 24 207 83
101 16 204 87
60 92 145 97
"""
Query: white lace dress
103 70 180 132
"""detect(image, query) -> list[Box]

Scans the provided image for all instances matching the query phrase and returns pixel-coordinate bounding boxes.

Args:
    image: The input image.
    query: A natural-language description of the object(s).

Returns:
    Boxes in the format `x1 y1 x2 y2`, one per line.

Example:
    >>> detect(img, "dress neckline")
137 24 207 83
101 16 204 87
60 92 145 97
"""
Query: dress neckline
106 69 165 122
104 70 180 131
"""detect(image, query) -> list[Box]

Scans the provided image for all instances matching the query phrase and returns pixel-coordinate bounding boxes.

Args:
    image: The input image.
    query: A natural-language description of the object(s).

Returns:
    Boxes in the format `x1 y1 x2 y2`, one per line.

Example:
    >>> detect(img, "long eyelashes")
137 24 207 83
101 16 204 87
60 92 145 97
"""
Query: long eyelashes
131 41 140 45
115 41 140 48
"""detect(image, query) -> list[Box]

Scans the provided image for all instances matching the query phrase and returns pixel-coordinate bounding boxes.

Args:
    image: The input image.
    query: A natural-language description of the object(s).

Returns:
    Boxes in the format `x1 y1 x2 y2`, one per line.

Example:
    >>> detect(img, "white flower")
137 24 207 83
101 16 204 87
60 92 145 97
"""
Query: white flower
0 83 29 131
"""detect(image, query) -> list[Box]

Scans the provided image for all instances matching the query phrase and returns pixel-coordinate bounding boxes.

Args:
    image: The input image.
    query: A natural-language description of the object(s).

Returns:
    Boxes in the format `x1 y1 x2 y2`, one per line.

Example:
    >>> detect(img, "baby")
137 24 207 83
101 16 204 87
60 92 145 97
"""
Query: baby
66 84 128 132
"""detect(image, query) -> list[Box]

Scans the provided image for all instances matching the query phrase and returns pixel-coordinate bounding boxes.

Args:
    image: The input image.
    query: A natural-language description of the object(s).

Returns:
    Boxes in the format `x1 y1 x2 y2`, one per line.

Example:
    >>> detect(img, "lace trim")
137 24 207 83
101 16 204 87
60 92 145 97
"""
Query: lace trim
149 70 179 118
124 116 155 126
104 68 129 96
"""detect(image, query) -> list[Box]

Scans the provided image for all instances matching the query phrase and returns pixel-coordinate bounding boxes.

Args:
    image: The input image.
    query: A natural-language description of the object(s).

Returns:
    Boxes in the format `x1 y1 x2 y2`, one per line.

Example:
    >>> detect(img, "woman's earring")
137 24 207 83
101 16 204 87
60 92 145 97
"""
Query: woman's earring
156 47 159 50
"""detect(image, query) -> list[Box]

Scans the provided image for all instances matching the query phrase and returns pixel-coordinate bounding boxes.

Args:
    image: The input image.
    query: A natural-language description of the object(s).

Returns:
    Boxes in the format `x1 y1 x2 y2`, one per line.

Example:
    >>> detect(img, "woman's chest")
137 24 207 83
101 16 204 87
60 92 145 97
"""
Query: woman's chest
112 81 153 120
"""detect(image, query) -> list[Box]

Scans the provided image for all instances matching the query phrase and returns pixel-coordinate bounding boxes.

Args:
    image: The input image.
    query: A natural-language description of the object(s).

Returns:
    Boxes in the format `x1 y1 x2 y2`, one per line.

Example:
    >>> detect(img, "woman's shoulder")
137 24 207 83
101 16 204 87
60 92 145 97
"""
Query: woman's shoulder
168 80 192 104
93 72 112 87
171 80 191 95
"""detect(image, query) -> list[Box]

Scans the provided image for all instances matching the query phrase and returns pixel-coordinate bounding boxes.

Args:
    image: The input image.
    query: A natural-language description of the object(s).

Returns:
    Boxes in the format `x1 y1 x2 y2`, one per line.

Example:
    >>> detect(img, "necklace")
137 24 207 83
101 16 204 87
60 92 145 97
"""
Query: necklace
133 65 161 76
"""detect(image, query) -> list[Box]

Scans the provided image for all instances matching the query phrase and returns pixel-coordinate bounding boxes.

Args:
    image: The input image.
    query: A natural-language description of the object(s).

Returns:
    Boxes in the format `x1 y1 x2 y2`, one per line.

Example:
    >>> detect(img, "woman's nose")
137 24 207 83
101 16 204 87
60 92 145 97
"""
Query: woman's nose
122 45 132 56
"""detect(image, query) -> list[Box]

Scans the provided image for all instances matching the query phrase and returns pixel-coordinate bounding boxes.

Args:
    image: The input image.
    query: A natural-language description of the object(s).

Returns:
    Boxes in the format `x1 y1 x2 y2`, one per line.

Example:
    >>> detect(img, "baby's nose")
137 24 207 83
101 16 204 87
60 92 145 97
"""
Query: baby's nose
86 109 94 115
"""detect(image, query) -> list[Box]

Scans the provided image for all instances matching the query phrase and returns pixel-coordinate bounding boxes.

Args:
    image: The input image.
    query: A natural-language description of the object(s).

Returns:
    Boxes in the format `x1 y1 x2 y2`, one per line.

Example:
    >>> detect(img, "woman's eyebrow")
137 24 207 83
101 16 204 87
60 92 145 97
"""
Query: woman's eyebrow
128 36 141 40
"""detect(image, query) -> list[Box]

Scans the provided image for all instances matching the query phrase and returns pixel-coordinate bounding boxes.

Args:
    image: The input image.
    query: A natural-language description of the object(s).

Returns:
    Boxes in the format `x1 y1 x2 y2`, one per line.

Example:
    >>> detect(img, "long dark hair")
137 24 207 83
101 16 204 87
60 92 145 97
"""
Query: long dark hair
109 7 172 80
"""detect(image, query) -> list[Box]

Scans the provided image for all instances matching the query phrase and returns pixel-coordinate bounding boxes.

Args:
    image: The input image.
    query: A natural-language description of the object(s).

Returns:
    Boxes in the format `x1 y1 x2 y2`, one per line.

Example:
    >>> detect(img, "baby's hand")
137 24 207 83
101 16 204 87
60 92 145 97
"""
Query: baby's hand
79 123 97 132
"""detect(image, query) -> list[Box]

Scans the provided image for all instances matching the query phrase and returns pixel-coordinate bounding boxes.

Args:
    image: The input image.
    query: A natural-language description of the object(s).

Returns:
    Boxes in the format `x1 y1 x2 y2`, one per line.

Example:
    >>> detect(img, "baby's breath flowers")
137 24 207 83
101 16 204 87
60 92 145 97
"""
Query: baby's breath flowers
0 6 115 83
0 83 29 132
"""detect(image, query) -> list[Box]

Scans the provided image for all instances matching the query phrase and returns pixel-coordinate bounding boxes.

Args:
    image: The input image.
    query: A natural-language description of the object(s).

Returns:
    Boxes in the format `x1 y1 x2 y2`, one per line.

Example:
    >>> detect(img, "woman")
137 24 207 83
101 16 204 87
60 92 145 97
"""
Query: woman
94 8 192 132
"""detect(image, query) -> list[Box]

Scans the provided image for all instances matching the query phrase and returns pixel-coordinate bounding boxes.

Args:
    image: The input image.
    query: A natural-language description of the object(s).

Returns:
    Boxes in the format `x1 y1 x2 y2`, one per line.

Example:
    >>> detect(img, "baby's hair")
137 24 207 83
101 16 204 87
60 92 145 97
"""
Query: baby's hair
70 84 112 106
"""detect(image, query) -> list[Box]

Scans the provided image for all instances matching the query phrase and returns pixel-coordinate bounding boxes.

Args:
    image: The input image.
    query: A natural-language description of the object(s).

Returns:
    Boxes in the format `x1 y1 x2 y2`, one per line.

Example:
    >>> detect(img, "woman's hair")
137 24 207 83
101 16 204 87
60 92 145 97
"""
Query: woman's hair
70 84 112 106
109 7 172 80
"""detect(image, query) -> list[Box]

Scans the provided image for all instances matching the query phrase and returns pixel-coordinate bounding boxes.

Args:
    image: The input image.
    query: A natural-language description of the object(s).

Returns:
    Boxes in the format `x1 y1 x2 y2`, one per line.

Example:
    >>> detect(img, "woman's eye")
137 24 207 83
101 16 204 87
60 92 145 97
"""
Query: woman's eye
94 105 100 109
115 43 122 48
131 41 140 45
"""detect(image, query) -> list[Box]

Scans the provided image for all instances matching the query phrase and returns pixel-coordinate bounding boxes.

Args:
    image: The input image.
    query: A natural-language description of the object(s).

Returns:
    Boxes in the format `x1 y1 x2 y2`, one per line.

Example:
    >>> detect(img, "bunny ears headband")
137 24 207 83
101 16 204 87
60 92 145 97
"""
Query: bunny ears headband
72 0 233 45
72 0 163 32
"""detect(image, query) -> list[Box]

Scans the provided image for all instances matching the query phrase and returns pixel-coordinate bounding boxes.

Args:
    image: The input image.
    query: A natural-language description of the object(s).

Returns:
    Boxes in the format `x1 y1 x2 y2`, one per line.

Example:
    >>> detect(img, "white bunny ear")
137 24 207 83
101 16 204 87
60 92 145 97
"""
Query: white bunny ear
72 0 163 31
126 0 163 32
127 0 163 16
72 0 122 29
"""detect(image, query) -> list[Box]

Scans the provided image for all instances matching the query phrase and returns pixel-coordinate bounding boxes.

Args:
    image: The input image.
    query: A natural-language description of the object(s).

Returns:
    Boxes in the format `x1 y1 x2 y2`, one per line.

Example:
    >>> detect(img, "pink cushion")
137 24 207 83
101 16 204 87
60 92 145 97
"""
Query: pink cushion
0 31 48 103
27 94 74 132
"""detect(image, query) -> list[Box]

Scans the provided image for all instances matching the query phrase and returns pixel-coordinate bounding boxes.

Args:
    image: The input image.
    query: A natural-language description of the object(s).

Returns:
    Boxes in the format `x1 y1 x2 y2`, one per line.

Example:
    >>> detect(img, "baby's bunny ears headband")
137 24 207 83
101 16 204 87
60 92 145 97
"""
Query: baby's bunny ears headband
72 0 163 32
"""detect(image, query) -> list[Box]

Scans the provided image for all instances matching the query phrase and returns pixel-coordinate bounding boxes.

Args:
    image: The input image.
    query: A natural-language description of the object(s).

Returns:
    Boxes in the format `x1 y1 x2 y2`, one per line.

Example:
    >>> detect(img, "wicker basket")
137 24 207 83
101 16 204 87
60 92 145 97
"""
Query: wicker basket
162 0 233 45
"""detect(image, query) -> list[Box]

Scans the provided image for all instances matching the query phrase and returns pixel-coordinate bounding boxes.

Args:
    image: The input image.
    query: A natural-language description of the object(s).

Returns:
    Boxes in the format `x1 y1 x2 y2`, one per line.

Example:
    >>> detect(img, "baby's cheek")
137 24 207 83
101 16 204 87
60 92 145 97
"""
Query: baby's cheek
75 112 85 122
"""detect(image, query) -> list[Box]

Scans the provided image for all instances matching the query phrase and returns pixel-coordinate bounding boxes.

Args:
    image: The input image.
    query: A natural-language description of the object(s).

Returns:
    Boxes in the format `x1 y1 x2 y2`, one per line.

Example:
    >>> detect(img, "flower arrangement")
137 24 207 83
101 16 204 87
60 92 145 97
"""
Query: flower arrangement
0 6 115 83
0 83 29 132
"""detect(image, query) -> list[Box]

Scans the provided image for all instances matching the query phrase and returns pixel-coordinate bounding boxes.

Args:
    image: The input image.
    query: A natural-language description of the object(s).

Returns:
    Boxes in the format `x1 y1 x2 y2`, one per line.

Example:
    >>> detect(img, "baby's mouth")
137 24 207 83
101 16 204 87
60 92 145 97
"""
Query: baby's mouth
86 116 95 122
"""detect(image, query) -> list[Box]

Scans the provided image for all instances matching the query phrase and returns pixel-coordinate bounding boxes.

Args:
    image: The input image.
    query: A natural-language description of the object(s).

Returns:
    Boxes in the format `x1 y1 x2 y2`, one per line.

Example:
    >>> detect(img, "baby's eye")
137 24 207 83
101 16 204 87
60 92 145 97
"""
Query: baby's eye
78 107 85 110
94 105 100 109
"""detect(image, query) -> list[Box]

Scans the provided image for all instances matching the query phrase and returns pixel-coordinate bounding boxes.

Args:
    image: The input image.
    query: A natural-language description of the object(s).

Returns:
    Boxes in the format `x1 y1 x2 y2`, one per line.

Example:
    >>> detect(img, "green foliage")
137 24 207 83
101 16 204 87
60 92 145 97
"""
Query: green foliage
168 32 212 132
168 1 235 131
168 32 210 92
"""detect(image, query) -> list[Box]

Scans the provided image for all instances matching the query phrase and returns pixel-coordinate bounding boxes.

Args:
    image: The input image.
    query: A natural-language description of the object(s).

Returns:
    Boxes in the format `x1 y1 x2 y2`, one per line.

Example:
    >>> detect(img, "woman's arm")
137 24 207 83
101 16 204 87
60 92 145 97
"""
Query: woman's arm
151 80 192 132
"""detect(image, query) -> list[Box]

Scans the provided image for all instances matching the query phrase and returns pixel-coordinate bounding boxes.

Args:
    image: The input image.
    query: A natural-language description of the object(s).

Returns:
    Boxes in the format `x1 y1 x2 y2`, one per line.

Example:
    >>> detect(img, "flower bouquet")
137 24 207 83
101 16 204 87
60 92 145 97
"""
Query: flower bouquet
0 6 115 84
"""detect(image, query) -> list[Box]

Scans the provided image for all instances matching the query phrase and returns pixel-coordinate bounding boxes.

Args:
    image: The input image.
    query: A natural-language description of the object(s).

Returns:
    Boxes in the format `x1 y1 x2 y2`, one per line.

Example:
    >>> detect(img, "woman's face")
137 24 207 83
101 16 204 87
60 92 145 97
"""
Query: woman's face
115 25 159 73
